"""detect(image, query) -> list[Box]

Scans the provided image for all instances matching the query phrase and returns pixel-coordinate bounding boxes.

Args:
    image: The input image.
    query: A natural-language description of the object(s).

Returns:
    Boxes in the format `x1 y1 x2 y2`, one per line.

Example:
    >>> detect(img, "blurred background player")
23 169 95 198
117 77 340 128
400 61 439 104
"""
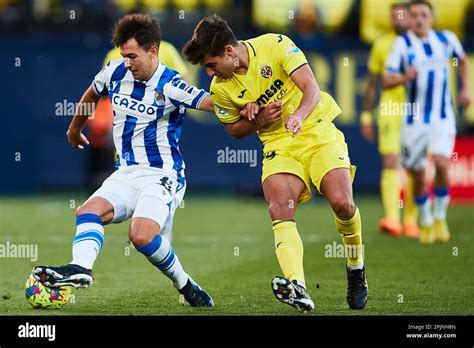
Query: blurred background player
33 13 215 307
183 14 368 312
290 3 326 52
360 2 419 238
384 0 471 243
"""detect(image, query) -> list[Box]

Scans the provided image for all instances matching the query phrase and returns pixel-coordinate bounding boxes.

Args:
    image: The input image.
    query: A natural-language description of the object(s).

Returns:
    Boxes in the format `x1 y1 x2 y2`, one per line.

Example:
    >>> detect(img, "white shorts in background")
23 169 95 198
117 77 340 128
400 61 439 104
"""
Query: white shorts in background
401 122 456 170
89 166 185 237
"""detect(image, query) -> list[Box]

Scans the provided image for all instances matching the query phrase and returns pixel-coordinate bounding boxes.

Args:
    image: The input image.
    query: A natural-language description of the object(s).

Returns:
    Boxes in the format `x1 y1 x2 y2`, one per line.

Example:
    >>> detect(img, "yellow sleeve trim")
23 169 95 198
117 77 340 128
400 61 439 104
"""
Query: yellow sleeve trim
216 114 241 124
289 62 308 76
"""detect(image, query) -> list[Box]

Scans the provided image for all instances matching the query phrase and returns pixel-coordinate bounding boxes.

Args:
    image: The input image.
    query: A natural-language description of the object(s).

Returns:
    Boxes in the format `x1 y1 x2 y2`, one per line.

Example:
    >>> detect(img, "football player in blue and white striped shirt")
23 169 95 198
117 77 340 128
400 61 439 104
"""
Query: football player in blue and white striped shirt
33 13 215 307
384 0 471 243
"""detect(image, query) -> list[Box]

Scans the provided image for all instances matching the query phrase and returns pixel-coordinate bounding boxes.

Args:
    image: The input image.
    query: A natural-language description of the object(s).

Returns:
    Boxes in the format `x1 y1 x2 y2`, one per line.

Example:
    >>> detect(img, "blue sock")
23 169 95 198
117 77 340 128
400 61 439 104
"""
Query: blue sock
136 234 188 289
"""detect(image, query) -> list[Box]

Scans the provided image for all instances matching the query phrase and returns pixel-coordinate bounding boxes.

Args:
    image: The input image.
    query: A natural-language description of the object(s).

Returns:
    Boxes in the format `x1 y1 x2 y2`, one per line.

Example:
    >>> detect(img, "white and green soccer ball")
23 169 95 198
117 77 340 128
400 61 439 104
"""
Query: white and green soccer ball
25 275 72 309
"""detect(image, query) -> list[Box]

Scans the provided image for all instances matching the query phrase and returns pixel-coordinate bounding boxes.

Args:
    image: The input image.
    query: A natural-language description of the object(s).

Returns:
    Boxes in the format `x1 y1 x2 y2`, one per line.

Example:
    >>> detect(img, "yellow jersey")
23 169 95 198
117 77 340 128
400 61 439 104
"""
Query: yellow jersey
210 34 341 145
367 32 405 114
102 40 188 75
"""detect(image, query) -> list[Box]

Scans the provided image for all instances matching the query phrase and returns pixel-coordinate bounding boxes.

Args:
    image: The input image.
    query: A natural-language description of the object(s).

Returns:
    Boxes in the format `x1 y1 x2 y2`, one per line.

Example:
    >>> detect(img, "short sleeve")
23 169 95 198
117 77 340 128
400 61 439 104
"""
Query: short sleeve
163 76 208 110
274 34 308 76
209 83 241 124
443 31 465 60
385 36 406 75
92 59 123 97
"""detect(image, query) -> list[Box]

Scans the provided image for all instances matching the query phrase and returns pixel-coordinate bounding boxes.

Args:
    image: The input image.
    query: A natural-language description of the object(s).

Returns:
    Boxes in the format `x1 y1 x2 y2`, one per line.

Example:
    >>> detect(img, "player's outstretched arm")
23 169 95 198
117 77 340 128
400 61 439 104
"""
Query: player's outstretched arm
383 67 416 89
285 64 320 136
67 85 101 150
360 72 378 143
198 95 215 113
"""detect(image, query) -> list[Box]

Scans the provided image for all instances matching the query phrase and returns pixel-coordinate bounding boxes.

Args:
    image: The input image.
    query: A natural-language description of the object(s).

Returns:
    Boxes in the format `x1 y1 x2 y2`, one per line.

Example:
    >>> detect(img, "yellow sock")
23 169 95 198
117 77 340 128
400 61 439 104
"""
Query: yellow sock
272 220 305 286
403 172 418 224
334 207 364 267
381 168 401 220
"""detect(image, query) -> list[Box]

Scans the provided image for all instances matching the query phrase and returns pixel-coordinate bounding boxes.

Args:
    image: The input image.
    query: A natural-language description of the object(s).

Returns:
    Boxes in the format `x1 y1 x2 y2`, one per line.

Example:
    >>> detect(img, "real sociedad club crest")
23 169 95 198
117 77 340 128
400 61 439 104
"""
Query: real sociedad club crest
261 65 272 79
155 91 164 103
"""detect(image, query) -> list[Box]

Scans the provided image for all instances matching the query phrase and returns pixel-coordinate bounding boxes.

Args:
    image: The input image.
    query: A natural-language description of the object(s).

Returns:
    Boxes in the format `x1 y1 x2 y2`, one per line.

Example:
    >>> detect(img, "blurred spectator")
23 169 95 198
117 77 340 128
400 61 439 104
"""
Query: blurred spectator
86 97 115 192
290 3 326 52
360 0 471 44
0 0 235 31
202 0 230 10
114 0 167 15
170 0 199 11
252 0 354 34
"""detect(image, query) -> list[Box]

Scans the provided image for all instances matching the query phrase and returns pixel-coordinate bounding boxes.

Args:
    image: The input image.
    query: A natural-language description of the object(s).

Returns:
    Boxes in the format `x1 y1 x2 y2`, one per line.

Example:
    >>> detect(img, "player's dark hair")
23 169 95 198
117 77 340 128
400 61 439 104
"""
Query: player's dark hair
408 0 433 12
182 14 239 65
112 13 161 50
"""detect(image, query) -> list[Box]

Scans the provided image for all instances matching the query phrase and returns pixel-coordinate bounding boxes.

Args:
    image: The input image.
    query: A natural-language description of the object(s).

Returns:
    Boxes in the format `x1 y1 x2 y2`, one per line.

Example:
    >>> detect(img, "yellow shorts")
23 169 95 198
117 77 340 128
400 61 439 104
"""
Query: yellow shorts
377 114 402 155
261 121 356 204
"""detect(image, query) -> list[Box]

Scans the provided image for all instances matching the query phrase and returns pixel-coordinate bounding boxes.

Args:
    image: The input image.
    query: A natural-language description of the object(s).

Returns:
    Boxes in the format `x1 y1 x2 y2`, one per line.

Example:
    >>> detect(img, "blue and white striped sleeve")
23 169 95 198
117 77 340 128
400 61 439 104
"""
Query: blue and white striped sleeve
384 36 406 75
91 59 123 97
163 77 209 110
444 31 465 60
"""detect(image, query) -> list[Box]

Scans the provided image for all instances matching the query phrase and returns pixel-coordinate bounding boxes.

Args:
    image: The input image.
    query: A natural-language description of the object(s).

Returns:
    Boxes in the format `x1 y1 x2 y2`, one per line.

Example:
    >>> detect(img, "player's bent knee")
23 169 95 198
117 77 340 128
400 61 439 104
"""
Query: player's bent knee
331 198 355 219
76 204 99 217
433 157 449 173
268 199 296 220
129 218 161 248
75 197 115 224
382 154 400 169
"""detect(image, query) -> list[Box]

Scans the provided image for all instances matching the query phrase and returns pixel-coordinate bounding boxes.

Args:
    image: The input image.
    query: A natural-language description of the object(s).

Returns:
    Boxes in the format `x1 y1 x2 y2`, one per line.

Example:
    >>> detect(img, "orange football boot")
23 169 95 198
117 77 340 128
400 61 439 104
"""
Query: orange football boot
403 222 420 238
378 217 403 237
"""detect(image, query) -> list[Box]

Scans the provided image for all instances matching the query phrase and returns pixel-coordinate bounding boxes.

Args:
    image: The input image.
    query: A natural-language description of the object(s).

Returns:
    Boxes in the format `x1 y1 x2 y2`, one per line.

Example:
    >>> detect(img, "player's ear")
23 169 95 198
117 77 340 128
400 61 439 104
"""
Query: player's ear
149 45 159 57
223 45 234 58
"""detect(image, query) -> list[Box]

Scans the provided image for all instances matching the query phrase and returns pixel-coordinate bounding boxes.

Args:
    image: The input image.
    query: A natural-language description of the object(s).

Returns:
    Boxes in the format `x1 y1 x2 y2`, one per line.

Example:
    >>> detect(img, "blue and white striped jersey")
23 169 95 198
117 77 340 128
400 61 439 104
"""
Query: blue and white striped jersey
92 59 208 186
385 30 465 126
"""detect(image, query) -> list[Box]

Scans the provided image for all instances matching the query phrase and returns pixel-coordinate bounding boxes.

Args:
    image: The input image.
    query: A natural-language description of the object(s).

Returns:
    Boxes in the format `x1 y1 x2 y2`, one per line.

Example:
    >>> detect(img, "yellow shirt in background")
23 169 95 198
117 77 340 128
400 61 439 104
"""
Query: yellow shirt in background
367 31 405 117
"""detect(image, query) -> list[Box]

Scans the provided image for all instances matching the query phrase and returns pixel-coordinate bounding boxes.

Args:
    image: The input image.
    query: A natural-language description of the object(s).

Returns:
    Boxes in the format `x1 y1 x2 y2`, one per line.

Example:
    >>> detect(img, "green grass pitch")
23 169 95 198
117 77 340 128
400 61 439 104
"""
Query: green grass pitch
1 194 473 315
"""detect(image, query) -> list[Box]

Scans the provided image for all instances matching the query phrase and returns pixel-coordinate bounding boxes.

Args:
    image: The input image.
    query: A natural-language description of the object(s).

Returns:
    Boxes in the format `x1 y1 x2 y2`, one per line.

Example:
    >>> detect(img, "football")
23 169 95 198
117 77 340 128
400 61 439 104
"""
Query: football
25 275 72 309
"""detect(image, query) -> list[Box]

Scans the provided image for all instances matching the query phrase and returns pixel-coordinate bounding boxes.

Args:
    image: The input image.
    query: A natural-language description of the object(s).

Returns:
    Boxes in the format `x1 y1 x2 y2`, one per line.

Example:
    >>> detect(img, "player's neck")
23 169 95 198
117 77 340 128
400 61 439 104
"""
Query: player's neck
413 29 430 39
143 59 159 82
233 42 249 75
393 28 406 36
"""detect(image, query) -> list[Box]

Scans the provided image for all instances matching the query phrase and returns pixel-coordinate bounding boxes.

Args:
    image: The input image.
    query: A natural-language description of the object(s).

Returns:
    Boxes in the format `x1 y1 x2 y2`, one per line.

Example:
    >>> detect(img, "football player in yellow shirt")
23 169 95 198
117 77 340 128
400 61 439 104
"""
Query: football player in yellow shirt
183 14 368 312
360 3 419 238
